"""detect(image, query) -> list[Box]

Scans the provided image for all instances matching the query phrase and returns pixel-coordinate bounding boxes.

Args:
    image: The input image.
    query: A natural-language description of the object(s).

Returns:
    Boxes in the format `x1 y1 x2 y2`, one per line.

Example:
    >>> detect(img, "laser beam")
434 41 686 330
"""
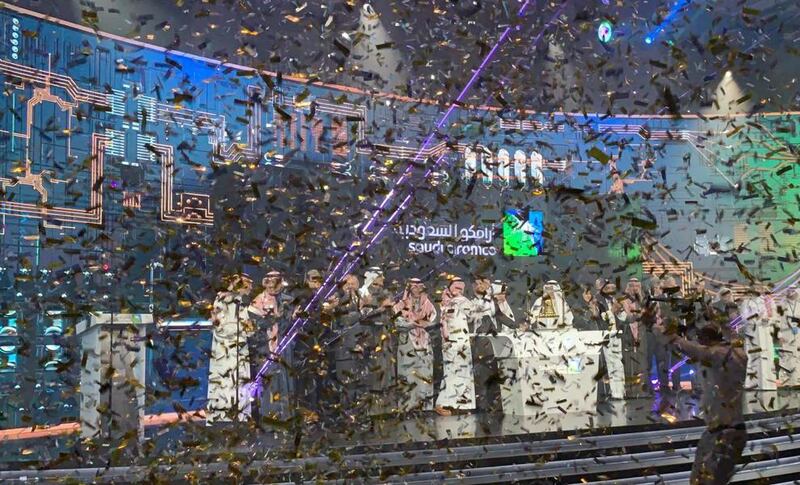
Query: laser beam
251 0 570 391
644 0 692 45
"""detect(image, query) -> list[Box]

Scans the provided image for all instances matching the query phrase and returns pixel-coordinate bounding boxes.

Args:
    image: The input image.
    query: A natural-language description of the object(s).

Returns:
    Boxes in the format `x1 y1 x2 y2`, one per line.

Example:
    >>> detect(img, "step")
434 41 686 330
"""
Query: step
367 432 800 484
588 454 800 484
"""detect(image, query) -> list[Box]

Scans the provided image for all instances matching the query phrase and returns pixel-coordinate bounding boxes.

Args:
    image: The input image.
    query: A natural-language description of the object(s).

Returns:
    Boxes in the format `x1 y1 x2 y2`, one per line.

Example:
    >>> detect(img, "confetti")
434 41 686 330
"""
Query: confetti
0 0 798 482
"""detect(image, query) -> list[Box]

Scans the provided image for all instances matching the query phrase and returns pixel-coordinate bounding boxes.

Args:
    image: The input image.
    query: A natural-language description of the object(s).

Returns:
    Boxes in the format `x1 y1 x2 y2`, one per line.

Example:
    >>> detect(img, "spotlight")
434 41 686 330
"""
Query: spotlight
597 20 614 43
644 0 690 46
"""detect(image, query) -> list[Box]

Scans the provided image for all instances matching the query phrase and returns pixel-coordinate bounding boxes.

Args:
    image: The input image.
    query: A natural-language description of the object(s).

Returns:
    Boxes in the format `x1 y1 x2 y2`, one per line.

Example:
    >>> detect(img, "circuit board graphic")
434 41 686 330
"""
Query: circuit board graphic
0 3 797 288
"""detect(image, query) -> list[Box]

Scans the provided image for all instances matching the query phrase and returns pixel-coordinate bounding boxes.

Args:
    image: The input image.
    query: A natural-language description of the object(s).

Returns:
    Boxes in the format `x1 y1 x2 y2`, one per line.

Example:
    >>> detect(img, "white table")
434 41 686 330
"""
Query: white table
483 330 607 415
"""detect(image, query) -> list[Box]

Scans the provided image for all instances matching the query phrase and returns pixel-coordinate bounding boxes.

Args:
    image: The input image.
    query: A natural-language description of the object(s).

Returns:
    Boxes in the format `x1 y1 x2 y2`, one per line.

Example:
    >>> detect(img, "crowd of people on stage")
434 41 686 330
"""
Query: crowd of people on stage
204 266 800 424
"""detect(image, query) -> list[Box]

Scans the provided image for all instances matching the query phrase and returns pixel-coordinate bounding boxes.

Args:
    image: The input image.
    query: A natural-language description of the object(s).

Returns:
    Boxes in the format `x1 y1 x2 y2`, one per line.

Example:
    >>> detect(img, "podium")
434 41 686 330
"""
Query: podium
487 330 605 415
745 319 778 391
76 313 153 449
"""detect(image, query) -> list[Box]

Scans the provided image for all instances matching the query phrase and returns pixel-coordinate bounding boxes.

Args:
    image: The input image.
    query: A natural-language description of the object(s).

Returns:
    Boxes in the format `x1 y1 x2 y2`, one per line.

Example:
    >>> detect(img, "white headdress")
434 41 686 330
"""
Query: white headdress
359 267 383 297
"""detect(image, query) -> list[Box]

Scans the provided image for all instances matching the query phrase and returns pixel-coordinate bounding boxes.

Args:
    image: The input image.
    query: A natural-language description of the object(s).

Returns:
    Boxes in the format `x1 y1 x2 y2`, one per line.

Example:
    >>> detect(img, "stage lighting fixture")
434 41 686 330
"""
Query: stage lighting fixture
597 20 614 43
644 0 691 45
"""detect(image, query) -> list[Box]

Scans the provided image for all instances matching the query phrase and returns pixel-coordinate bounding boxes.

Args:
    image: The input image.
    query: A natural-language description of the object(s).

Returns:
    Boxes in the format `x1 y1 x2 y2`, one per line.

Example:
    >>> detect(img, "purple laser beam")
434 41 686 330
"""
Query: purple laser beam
266 0 570 372
272 154 445 361
361 0 535 236
252 1 565 388
317 0 569 300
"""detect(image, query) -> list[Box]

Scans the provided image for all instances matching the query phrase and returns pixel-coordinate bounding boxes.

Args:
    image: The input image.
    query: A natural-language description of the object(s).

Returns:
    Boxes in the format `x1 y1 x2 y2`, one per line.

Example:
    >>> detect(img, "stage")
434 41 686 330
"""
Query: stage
2 390 800 483
0 0 799 483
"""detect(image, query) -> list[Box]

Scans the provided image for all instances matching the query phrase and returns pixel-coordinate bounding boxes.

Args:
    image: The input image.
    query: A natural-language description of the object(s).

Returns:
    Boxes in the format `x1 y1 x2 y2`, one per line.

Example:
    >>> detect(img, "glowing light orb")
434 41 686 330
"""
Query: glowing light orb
597 20 614 43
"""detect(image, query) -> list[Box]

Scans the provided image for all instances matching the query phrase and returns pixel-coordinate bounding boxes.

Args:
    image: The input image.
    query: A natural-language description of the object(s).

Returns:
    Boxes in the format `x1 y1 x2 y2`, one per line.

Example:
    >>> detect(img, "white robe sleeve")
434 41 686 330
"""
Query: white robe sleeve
528 299 541 324
563 301 574 327
211 299 228 335
502 302 515 323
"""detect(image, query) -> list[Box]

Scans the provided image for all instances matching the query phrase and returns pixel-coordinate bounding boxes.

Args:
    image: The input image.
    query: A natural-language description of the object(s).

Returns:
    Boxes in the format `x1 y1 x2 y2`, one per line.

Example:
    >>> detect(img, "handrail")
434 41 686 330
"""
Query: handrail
1 415 798 483
588 454 800 484
379 433 800 484
237 412 800 471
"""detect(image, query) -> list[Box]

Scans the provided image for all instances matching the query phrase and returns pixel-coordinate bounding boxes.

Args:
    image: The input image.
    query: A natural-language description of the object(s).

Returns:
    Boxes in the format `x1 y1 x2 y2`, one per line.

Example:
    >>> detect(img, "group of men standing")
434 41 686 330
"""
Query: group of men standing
203 269 577 423
204 268 403 424
202 267 800 425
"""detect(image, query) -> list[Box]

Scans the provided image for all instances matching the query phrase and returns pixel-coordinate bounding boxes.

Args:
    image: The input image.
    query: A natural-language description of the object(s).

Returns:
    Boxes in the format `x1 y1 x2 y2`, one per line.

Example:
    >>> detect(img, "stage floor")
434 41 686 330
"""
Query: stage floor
2 389 799 469
294 388 800 451
135 389 800 463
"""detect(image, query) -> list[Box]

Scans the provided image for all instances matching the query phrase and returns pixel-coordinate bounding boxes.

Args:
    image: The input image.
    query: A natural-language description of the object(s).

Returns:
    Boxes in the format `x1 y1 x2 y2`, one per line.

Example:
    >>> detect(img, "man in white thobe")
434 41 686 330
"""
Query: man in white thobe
206 274 254 423
470 277 497 334
778 288 800 387
435 278 476 415
527 280 574 330
740 291 778 391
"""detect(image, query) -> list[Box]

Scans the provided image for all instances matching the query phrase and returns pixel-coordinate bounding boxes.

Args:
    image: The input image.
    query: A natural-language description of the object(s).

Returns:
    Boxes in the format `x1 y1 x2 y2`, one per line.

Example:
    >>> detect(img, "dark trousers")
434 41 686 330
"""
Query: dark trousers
293 329 335 415
691 427 747 484
621 326 648 398
364 324 396 414
247 325 298 422
431 327 444 406
471 336 502 414
247 331 268 421
261 350 296 421
647 329 681 391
